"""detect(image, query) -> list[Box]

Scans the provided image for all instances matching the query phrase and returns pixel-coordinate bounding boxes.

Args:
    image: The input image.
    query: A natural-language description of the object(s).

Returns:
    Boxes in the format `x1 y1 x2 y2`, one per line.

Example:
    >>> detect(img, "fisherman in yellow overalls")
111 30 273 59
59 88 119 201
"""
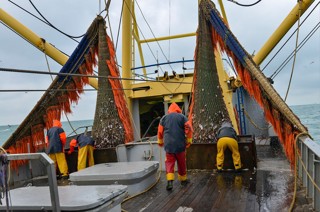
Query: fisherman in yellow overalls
46 120 69 179
69 133 95 171
216 121 241 172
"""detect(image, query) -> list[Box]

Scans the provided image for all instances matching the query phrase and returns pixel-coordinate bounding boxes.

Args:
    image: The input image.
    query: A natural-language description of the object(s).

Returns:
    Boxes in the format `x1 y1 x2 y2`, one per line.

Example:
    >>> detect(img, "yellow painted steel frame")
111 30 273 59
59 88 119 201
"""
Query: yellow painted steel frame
215 47 239 134
216 0 239 132
122 0 133 112
0 8 98 89
132 10 147 76
140 33 196 43
131 74 193 99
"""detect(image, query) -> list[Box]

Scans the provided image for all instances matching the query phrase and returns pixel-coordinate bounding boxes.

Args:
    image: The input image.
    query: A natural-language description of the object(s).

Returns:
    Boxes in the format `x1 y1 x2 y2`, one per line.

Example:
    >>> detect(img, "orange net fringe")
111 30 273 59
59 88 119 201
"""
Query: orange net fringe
211 26 299 166
106 36 134 143
6 44 98 172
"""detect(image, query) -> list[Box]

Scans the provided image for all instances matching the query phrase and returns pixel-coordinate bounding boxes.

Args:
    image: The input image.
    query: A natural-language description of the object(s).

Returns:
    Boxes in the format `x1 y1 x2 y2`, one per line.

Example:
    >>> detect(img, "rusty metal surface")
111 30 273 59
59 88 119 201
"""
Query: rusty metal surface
187 135 257 170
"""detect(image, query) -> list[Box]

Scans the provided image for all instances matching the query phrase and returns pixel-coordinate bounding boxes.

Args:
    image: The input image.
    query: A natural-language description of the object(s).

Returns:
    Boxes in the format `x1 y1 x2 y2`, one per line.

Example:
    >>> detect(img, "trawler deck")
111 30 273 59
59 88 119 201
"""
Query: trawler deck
122 145 311 212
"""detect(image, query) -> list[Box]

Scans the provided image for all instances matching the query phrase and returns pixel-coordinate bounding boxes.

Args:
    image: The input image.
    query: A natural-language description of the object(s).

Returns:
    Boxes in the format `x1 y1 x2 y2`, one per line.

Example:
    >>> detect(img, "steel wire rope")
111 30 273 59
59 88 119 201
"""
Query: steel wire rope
28 0 85 40
0 21 71 57
284 1 302 102
0 67 192 84
7 0 53 27
122 0 166 75
42 41 77 137
114 2 124 52
37 30 99 137
100 0 122 75
102 6 166 196
262 1 320 72
270 21 320 79
122 0 176 95
227 0 262 7
8 0 80 43
133 0 175 73
0 88 132 93
168 0 171 62
8 29 99 144
243 109 270 131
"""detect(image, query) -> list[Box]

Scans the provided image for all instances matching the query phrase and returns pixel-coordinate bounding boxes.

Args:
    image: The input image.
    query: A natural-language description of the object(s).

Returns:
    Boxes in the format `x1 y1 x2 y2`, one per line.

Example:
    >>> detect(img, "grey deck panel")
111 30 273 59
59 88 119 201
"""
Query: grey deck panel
70 161 159 181
0 185 127 211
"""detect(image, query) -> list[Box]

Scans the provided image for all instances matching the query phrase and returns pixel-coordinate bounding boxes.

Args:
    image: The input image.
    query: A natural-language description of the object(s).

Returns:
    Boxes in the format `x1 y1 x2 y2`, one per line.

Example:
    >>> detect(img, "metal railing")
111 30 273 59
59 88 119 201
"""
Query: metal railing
7 153 60 212
298 137 320 211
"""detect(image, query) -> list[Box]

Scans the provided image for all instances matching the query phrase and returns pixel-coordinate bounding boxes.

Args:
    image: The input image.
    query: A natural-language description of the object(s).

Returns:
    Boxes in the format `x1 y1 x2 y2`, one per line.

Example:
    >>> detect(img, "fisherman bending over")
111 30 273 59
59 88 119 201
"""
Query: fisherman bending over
69 133 95 171
216 121 241 172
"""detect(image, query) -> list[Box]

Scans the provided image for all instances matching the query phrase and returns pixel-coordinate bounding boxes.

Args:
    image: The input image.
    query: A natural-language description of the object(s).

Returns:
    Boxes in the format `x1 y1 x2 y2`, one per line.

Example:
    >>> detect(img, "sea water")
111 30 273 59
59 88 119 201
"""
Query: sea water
0 104 319 146
0 119 94 146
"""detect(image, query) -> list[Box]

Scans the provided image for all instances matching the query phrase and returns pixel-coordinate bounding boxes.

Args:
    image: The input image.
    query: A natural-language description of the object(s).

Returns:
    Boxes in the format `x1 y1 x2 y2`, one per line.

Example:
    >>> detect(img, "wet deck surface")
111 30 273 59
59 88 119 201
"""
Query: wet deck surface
122 145 311 212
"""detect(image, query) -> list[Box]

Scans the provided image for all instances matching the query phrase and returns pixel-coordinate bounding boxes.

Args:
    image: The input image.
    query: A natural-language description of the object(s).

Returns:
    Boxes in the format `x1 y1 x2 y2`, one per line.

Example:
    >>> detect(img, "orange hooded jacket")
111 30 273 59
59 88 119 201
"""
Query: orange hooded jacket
46 120 67 153
157 103 193 153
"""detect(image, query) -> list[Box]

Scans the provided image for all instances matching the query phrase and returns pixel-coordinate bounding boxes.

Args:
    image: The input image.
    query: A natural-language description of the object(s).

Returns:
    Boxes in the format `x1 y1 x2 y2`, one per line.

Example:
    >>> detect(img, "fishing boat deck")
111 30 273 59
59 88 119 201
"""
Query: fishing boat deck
122 145 312 212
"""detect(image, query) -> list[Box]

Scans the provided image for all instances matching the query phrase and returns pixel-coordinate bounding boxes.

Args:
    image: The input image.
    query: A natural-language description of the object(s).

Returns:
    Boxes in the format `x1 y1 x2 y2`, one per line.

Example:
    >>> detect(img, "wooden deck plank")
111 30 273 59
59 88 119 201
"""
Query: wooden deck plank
165 171 213 211
121 145 310 212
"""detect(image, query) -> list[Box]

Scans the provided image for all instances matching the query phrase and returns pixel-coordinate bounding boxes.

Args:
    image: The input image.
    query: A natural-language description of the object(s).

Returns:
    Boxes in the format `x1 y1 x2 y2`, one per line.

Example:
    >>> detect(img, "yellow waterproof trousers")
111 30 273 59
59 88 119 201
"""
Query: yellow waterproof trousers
216 137 241 170
49 152 69 176
78 145 94 171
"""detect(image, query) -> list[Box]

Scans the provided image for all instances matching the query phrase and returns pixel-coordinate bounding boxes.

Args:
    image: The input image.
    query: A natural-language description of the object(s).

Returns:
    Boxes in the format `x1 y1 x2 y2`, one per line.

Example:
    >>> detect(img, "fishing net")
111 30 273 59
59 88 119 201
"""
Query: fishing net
188 2 231 143
3 16 133 171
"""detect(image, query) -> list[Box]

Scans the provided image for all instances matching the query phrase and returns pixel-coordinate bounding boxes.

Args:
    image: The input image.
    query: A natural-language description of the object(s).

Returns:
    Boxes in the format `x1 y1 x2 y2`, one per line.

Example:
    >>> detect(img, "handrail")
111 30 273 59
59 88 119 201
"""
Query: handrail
66 125 93 137
6 153 60 212
297 137 320 211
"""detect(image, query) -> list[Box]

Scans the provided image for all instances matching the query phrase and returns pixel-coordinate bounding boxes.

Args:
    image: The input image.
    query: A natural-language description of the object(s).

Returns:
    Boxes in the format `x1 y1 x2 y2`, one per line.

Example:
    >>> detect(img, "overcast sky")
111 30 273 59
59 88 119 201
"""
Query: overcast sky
0 0 319 126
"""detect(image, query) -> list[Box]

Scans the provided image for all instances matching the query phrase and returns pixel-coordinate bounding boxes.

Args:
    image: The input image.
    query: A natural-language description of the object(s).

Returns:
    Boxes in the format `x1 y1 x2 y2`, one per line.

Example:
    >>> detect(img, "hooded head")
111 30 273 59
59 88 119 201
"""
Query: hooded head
53 120 62 128
221 121 232 128
168 102 182 114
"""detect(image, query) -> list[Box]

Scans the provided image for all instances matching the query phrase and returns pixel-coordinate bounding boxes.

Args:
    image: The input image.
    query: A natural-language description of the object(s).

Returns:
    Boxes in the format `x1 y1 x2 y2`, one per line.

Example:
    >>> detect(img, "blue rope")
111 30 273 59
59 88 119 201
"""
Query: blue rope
58 34 91 82
208 9 247 65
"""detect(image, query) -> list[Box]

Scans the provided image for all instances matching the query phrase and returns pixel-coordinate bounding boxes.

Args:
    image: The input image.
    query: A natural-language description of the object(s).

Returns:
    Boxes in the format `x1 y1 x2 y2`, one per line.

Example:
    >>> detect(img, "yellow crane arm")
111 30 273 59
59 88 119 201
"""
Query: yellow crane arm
0 8 98 89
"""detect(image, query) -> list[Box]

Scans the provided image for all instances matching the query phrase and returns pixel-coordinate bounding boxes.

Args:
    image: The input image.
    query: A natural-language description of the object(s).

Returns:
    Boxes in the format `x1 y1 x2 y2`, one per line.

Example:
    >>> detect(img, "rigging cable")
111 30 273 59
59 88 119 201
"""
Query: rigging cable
122 0 166 74
0 67 192 84
262 1 320 72
7 0 51 26
168 0 171 62
122 0 176 95
227 0 262 7
8 0 80 43
270 21 320 79
43 39 54 81
133 0 175 73
42 39 78 136
284 1 302 102
0 21 70 57
28 0 84 40
114 2 124 53
0 88 129 93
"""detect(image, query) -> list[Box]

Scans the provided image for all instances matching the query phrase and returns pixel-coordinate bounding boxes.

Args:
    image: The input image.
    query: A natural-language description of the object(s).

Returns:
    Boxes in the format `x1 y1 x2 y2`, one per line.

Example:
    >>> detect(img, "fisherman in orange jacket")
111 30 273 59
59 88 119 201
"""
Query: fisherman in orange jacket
68 133 95 171
46 120 69 179
157 102 193 190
